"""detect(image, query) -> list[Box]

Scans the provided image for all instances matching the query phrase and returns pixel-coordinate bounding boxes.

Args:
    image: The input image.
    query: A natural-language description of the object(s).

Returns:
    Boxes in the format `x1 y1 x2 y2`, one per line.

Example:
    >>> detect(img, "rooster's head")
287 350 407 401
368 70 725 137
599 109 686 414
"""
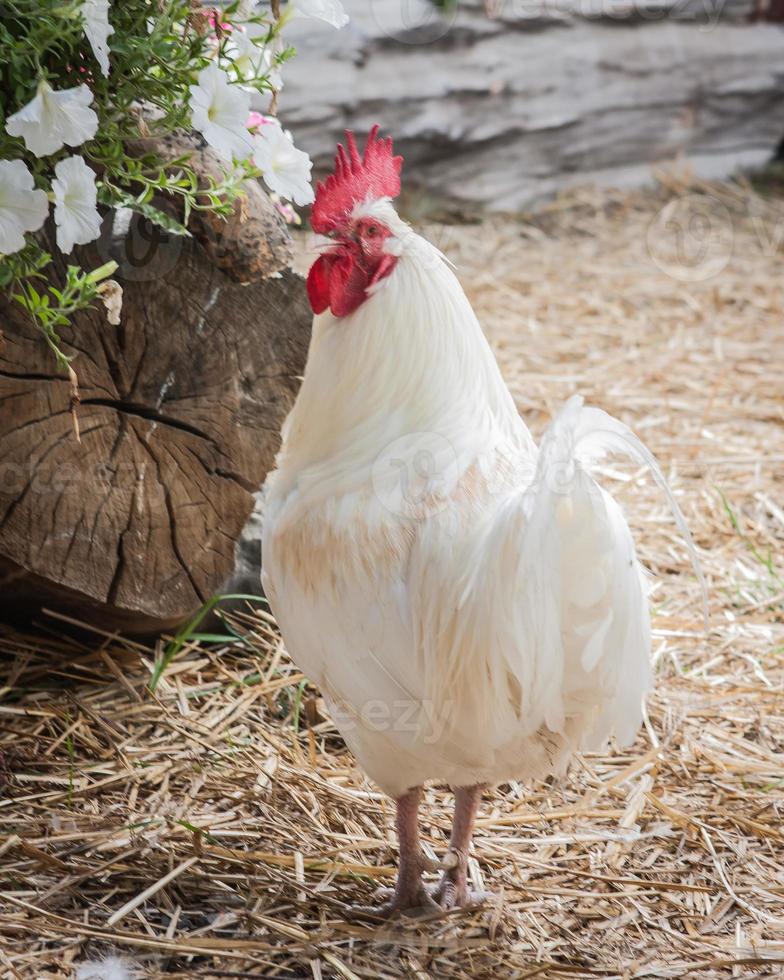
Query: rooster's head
307 126 403 318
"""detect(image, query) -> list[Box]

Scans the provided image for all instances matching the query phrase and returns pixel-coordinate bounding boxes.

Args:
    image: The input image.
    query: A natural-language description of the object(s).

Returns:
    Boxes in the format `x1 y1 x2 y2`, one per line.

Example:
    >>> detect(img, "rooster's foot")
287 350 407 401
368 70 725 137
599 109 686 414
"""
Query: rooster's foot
426 848 495 910
348 884 441 920
426 879 495 910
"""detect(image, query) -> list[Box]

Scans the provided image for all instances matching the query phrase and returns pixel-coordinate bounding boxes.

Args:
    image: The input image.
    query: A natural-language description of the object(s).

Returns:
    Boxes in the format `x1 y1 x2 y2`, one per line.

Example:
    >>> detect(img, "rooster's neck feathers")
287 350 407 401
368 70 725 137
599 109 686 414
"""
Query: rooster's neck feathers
269 215 532 525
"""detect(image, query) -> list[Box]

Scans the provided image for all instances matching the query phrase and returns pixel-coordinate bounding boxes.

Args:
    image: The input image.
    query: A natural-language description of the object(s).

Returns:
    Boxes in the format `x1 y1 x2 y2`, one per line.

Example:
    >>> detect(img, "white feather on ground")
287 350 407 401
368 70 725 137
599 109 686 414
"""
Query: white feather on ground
75 957 132 980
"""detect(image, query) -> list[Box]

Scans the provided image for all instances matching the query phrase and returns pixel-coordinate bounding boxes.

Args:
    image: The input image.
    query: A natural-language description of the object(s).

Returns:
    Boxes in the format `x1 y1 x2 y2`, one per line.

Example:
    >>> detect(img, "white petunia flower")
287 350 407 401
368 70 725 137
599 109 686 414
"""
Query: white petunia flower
227 29 266 80
189 63 254 162
0 159 49 255
253 123 314 206
52 155 102 254
234 20 285 89
81 0 114 76
260 35 285 90
5 81 99 158
288 0 349 29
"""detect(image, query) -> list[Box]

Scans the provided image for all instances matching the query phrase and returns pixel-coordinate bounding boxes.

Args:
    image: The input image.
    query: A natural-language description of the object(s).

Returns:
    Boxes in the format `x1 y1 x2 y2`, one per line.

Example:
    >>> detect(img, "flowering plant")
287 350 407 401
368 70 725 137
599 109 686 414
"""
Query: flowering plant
0 0 346 372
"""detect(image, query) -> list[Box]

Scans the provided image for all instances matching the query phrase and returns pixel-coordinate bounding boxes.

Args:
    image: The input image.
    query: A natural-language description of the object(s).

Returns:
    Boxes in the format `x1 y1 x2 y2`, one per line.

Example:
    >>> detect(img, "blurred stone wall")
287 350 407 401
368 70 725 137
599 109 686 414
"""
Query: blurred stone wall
273 0 784 210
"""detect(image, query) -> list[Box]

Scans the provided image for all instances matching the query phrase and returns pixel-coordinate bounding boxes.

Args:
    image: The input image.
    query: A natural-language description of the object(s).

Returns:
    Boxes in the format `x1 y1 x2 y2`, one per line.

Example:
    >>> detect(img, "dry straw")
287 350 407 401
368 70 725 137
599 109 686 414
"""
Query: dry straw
1 172 782 978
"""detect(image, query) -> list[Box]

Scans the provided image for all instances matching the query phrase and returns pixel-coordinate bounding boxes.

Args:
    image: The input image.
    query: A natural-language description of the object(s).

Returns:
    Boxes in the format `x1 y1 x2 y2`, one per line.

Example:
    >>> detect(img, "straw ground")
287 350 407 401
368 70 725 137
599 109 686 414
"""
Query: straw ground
1 170 783 978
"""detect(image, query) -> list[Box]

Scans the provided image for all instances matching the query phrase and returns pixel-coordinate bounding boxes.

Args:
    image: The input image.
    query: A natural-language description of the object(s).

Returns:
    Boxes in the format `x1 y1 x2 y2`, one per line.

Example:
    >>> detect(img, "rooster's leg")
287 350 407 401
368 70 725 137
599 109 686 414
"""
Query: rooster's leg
350 785 439 918
430 782 492 909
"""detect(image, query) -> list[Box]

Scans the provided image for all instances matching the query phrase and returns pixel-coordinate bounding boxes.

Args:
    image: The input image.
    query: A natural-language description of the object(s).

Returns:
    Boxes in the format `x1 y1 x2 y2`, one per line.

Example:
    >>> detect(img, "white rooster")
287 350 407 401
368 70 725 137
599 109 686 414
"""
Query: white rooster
262 127 701 916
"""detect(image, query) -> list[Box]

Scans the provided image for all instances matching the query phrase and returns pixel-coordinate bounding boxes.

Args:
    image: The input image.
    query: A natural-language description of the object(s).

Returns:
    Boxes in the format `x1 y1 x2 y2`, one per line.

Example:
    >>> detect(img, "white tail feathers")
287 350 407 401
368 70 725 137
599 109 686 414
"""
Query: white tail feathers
393 395 706 784
422 394 706 765
541 395 708 627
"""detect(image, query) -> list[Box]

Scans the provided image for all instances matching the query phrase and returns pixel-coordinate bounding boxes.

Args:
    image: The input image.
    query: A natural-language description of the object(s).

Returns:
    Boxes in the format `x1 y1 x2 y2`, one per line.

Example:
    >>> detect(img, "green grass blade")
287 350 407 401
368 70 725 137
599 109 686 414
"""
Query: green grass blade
148 593 265 693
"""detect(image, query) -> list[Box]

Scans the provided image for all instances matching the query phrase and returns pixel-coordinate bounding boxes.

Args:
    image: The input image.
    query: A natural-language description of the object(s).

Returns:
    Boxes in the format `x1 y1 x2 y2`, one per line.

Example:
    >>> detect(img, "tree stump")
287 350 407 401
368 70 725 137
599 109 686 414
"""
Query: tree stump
0 151 311 633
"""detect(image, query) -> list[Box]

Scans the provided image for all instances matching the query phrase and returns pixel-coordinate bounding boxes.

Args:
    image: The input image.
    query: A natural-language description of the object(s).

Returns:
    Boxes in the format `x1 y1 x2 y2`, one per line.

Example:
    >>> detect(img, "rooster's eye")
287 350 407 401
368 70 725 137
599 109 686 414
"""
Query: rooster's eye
366 224 378 237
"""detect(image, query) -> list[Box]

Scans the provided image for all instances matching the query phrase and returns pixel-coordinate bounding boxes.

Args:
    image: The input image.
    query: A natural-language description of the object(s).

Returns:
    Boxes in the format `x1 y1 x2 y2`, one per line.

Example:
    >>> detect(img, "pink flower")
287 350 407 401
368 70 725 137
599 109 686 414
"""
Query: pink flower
208 8 232 32
247 111 273 132
275 200 301 225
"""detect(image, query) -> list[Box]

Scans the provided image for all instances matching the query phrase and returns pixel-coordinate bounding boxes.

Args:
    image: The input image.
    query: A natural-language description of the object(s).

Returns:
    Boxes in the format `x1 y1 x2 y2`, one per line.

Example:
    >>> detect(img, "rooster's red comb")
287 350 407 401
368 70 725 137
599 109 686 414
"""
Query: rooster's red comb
311 125 403 235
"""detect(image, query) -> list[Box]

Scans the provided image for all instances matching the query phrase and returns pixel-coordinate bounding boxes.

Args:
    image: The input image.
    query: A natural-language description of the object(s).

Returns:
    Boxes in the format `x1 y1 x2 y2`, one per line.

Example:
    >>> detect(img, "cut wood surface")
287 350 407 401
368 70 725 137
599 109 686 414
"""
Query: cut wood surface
125 133 295 284
0 202 310 632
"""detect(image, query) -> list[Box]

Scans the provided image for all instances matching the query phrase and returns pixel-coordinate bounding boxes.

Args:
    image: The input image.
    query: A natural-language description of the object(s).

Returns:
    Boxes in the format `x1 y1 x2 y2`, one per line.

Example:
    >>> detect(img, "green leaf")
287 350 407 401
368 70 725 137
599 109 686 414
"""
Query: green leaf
99 185 192 236
149 593 267 693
